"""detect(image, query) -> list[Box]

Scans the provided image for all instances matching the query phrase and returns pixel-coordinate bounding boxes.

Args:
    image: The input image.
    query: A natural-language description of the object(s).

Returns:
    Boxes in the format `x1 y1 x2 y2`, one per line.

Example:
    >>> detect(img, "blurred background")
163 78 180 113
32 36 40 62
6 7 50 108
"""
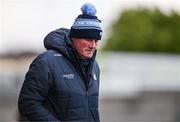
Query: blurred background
0 0 180 121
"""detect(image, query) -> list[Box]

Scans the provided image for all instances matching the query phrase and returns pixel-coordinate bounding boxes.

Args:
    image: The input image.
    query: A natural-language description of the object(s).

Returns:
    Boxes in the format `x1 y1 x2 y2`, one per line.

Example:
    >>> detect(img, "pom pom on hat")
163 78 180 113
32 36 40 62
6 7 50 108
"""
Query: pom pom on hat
69 3 102 40
81 3 97 16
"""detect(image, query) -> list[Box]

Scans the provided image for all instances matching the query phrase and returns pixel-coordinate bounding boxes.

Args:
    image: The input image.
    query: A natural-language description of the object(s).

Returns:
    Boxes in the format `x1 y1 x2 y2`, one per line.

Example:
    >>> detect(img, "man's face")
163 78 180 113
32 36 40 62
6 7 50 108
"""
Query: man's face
72 38 98 59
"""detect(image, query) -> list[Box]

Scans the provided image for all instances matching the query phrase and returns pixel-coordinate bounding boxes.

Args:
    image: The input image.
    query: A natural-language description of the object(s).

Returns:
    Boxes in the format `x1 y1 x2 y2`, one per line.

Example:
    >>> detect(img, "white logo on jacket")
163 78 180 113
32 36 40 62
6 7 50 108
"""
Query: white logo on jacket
92 73 97 80
62 74 74 79
54 54 62 56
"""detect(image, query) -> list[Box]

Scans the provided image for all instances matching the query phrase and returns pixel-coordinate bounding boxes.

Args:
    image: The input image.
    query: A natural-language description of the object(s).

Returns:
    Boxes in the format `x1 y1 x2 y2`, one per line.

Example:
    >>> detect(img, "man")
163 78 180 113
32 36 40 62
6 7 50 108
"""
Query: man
18 3 102 122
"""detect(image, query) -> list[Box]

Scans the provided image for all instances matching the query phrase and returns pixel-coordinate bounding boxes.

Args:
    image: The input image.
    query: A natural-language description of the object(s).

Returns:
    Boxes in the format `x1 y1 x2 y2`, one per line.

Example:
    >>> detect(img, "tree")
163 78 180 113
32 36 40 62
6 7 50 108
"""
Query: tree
103 8 180 54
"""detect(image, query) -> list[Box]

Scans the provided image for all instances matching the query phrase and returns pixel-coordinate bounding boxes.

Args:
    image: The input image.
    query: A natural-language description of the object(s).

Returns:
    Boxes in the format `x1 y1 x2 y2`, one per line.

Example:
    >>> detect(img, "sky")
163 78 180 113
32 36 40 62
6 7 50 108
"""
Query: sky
1 0 180 54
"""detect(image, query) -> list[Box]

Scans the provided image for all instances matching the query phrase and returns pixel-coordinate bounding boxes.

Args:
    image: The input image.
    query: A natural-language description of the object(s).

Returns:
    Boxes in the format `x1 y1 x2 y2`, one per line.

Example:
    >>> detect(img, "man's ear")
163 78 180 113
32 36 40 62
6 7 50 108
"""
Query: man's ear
71 38 76 43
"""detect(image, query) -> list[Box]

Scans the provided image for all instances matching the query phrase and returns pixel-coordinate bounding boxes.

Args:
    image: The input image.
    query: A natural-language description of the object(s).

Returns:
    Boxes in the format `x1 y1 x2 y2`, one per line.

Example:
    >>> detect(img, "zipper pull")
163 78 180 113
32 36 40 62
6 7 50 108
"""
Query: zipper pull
86 91 88 96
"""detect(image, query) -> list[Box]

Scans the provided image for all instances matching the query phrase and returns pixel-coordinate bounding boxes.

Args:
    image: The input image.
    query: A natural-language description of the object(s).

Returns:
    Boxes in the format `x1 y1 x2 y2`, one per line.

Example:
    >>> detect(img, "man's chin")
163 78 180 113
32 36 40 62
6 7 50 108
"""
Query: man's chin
83 54 93 59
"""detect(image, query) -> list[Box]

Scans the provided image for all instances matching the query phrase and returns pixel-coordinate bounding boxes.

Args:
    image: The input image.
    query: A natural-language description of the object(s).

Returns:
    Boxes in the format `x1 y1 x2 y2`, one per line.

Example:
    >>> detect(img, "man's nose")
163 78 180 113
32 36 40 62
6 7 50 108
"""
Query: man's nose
89 40 97 49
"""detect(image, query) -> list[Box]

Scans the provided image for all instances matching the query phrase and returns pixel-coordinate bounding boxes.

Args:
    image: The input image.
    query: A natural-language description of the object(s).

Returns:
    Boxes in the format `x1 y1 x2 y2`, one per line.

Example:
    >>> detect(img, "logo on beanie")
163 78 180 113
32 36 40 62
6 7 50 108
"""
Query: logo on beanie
73 19 101 29
72 19 101 30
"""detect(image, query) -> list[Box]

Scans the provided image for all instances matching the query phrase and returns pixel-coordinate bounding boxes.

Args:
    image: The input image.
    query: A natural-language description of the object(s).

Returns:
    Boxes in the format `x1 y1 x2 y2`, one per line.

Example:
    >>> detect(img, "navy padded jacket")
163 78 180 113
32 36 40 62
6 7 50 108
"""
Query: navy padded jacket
18 28 100 122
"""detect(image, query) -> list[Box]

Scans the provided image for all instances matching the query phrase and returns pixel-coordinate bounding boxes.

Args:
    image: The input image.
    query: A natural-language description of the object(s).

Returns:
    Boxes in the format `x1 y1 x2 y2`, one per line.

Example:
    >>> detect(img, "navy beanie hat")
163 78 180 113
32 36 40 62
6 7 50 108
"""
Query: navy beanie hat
69 3 102 40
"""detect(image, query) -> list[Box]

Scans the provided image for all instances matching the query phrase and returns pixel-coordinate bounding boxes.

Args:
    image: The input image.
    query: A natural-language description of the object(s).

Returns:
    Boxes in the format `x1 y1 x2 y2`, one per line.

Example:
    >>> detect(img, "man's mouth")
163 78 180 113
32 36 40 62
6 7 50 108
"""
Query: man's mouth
86 50 94 53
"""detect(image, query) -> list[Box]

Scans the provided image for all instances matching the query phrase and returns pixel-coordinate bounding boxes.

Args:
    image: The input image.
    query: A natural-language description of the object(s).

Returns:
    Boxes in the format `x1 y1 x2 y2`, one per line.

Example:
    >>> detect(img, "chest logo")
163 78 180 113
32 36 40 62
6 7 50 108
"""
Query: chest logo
92 73 97 80
62 74 74 79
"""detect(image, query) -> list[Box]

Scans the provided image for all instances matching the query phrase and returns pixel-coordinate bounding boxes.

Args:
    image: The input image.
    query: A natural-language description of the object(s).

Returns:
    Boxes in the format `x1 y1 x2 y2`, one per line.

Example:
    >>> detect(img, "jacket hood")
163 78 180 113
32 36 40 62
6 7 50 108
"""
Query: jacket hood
44 28 72 56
